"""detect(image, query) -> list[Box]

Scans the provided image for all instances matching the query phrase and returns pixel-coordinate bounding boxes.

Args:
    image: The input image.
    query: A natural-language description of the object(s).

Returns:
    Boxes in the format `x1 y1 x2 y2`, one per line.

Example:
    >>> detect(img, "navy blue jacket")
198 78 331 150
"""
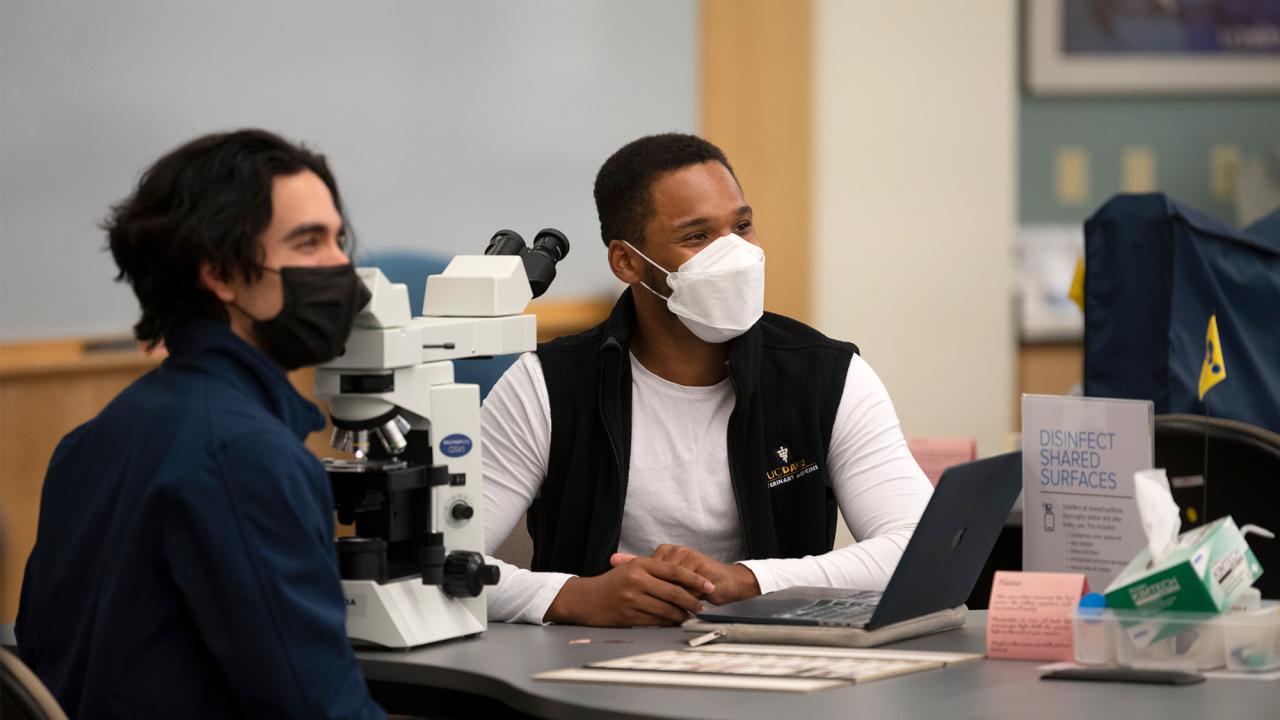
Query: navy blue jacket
16 318 384 720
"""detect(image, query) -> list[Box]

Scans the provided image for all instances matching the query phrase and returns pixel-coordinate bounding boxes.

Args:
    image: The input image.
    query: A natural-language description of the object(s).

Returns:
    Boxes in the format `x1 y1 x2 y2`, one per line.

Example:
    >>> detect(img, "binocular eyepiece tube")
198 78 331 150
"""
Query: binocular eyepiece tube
484 228 570 299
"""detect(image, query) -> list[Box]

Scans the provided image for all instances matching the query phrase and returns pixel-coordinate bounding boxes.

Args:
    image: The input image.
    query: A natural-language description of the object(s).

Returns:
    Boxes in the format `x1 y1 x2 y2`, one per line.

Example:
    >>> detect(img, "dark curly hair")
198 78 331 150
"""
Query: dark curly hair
105 128 347 346
593 133 735 247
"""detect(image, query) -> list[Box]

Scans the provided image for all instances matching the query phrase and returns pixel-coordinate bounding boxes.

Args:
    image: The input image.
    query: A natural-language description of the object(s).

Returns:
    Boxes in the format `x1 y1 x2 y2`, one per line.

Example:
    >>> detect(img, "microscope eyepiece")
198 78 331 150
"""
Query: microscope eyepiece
530 228 570 263
480 226 570 299
484 230 526 257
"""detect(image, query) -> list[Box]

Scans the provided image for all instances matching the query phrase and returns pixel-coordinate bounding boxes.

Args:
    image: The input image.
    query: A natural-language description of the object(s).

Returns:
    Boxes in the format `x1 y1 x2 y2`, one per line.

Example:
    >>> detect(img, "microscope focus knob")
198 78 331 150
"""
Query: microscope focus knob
450 502 475 521
442 551 501 598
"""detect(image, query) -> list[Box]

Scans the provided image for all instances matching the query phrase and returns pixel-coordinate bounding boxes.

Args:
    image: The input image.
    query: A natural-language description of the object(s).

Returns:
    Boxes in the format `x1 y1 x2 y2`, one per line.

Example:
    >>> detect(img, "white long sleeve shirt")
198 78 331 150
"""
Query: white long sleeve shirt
481 351 933 624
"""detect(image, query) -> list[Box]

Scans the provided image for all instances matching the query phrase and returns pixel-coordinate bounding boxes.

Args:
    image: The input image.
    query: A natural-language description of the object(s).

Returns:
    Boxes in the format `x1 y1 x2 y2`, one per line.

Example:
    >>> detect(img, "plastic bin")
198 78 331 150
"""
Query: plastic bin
1071 608 1222 670
1111 609 1224 670
1072 606 1115 666
1071 604 1280 672
1221 608 1280 672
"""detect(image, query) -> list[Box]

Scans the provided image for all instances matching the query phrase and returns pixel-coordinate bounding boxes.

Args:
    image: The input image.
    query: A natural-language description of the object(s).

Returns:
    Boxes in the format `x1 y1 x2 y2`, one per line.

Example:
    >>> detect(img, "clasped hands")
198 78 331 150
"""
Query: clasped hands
543 544 761 627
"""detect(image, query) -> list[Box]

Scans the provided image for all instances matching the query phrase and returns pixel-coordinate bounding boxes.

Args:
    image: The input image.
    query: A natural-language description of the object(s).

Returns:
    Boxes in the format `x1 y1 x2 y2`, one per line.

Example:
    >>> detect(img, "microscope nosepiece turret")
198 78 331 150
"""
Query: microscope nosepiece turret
330 409 412 457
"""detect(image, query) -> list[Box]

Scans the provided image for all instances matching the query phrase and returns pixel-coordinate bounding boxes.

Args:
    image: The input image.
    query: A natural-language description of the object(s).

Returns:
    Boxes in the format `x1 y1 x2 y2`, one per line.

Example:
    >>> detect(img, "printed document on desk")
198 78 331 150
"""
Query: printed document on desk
532 644 982 692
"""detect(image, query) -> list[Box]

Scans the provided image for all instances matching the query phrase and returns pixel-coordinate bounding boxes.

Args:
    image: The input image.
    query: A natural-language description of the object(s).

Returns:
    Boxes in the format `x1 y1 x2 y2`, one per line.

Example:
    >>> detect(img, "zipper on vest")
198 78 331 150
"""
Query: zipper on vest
724 358 753 559
599 338 626 562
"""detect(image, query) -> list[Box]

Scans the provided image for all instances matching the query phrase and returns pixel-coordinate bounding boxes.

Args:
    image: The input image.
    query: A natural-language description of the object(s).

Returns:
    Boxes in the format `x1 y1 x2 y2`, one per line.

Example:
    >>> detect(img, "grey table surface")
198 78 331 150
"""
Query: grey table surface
355 611 1279 720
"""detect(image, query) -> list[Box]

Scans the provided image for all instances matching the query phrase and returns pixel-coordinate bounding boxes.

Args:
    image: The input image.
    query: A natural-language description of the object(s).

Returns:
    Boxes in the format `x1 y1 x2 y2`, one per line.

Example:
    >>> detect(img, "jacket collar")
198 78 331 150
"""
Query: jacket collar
599 287 637 355
163 317 326 440
600 287 762 402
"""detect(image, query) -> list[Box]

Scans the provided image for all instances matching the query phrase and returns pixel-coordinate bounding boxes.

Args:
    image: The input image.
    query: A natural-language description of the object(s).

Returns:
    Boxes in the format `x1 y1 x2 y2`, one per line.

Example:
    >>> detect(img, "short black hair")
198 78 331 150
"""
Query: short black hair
105 128 346 346
593 133 735 247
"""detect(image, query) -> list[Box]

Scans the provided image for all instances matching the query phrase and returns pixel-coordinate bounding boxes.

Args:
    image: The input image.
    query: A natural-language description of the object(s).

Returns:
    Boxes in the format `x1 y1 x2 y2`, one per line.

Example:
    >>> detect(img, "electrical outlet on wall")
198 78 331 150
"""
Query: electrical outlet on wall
1122 146 1157 193
1055 147 1089 206
1210 145 1243 202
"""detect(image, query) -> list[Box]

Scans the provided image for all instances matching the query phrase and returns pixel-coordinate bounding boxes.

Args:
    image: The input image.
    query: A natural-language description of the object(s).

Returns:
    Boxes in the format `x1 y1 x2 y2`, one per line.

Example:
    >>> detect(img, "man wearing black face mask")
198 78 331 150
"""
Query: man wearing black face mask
16 130 384 719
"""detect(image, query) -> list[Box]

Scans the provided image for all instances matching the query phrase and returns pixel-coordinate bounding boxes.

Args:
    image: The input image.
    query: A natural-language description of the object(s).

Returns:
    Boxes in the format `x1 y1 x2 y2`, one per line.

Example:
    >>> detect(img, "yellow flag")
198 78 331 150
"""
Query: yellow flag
1198 314 1227 400
1068 255 1085 312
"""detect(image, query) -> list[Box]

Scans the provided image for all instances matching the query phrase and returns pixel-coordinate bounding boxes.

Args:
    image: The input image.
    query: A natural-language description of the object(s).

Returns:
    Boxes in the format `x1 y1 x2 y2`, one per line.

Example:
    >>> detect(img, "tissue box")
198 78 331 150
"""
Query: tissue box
1105 517 1263 615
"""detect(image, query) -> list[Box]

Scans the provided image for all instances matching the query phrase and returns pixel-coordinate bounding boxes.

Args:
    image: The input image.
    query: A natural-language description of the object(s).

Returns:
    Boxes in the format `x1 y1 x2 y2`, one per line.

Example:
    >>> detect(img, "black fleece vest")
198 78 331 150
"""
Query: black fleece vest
529 289 858 577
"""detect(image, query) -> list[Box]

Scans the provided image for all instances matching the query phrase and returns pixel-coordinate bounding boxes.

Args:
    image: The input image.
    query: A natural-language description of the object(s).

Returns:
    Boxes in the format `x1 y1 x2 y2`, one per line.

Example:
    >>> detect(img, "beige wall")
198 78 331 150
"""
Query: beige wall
813 1 1017 460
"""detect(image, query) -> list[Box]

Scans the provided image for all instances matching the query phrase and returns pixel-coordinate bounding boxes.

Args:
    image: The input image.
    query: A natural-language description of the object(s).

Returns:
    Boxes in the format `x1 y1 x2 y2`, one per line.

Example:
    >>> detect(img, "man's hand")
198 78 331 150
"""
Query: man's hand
613 545 761 606
542 557 715 627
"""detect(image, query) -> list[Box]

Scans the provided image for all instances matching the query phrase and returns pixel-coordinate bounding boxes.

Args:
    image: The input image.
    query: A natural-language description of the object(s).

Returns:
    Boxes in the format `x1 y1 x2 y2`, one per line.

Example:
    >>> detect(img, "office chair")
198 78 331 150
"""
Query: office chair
364 249 518 400
1 650 68 720
1154 413 1280 599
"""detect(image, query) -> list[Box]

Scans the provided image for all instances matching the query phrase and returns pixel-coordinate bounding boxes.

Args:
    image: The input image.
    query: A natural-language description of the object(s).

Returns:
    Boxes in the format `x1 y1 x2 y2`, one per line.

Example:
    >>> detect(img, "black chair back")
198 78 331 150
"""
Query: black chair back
1154 414 1280 599
1 649 68 720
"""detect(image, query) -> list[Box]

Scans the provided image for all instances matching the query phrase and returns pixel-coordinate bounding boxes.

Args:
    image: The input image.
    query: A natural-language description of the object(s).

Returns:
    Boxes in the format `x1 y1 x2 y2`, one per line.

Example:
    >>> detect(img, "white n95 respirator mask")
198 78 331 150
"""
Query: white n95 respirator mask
624 233 765 344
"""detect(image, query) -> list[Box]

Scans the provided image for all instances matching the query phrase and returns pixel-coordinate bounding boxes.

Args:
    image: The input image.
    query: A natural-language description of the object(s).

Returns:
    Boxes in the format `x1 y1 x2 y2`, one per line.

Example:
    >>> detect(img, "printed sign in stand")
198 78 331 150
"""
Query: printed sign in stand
1022 394 1153 592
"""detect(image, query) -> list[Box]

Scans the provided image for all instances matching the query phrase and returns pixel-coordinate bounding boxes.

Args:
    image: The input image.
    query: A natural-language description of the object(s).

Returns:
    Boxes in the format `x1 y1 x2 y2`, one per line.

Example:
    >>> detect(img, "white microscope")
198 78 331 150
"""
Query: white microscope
315 228 568 648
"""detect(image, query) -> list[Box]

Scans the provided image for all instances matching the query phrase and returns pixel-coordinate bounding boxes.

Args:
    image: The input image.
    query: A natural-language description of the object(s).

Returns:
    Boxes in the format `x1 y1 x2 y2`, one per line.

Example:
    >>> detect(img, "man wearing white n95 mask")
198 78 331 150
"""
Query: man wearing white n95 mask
481 133 933 626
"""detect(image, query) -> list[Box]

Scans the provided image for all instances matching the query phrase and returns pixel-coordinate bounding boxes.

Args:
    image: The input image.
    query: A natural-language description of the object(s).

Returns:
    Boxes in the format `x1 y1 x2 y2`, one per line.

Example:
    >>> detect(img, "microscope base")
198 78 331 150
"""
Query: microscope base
342 576 485 648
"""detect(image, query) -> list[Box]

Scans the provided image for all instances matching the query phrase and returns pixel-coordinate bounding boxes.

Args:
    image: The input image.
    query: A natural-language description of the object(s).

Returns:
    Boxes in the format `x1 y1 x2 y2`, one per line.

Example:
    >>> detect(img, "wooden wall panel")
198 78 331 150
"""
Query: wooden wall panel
701 0 813 323
1017 342 1084 426
0 351 161 622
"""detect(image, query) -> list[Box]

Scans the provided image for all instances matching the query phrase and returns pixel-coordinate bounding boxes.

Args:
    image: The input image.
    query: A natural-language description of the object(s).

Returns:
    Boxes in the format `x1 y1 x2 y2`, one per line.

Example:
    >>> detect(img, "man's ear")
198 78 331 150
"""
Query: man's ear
197 262 236 304
607 240 644 285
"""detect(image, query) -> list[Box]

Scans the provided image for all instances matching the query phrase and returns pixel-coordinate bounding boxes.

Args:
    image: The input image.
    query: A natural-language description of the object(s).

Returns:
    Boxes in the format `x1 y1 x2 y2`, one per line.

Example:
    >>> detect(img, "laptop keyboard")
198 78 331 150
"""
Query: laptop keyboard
776 590 883 625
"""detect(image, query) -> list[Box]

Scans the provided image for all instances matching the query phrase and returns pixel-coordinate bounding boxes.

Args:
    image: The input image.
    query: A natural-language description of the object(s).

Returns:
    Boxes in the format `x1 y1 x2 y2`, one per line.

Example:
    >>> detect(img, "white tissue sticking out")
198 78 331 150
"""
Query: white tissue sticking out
1134 469 1181 565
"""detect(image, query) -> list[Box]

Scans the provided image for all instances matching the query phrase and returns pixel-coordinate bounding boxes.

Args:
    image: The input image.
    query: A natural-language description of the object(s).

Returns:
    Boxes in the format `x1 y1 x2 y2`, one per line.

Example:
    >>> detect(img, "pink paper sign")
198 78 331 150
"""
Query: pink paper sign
907 436 977 487
986 571 1088 662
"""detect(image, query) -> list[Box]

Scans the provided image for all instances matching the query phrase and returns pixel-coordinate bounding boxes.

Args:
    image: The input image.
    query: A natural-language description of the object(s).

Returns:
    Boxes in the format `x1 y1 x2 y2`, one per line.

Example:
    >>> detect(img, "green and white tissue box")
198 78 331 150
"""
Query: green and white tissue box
1104 516 1263 615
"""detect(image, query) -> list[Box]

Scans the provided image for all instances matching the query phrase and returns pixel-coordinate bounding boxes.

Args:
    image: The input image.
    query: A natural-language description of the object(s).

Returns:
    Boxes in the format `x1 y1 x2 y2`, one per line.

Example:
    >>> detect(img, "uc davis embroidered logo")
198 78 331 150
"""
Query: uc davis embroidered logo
766 445 820 489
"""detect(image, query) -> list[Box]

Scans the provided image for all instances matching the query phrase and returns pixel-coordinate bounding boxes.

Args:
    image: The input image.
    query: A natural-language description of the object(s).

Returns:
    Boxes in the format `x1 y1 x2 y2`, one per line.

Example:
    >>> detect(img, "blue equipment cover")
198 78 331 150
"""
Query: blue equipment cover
1083 194 1280 433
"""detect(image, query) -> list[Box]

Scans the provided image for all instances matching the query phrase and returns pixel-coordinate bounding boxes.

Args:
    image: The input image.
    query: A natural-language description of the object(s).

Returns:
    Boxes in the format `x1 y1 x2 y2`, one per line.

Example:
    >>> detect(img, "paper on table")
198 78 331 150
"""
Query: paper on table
689 644 983 665
533 667 845 692
532 643 971 692
987 571 1089 661
589 649 940 682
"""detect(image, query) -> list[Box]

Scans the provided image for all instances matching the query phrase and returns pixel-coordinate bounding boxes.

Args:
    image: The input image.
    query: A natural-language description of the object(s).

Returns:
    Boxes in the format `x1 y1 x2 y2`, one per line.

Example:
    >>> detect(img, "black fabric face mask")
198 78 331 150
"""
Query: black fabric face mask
249 264 371 370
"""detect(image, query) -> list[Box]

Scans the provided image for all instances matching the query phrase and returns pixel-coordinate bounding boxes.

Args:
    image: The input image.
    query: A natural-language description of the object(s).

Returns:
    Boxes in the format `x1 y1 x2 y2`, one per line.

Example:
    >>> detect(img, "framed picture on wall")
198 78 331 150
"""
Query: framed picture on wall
1025 0 1280 95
